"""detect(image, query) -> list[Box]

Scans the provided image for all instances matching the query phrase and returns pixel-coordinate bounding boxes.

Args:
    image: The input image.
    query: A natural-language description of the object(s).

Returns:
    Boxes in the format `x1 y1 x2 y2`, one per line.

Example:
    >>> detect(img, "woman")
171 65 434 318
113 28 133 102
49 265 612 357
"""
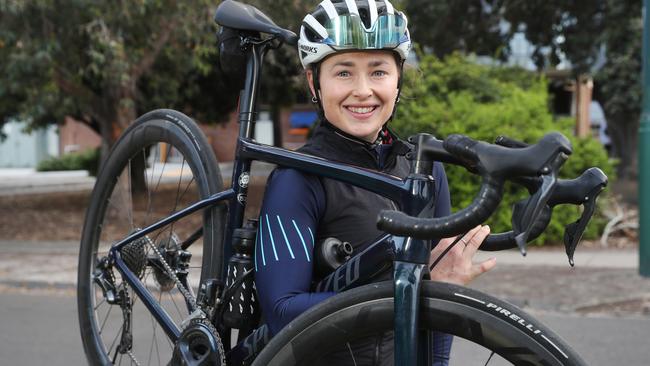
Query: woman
254 0 496 363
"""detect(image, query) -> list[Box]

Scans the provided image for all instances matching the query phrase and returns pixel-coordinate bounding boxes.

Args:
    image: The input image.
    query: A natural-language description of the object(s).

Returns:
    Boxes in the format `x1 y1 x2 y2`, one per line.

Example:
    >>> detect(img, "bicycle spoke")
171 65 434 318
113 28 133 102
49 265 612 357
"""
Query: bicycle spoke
168 291 185 320
168 159 188 236
127 160 134 230
145 147 158 226
147 292 162 366
108 323 124 362
98 303 114 335
483 351 495 366
94 297 106 311
346 342 358 366
171 159 187 213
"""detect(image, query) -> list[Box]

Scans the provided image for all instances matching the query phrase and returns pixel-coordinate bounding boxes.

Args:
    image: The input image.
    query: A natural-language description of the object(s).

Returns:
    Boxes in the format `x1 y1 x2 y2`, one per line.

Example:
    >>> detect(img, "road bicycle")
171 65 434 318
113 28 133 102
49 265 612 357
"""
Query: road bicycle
77 1 608 365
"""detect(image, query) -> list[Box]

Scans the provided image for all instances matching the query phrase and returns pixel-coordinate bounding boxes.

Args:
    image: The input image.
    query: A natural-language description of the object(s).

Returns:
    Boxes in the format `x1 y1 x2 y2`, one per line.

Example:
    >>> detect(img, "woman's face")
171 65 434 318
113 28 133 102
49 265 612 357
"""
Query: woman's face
307 51 400 142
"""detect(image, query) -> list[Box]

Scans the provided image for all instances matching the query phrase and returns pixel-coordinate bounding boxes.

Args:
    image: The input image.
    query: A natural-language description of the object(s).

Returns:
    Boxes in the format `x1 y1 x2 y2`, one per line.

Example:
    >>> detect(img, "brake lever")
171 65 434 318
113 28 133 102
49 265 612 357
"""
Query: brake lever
562 169 608 266
512 173 556 255
494 134 555 254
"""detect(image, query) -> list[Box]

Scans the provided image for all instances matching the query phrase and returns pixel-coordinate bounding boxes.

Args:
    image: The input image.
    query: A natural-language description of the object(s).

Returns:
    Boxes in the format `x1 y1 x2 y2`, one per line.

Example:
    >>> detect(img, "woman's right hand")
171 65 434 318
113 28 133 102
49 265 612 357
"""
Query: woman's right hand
428 225 496 286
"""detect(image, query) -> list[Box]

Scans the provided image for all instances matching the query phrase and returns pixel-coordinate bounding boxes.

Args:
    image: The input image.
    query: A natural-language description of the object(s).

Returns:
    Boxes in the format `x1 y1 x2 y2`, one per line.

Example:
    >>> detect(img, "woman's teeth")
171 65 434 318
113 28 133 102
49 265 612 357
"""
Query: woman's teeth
347 106 375 113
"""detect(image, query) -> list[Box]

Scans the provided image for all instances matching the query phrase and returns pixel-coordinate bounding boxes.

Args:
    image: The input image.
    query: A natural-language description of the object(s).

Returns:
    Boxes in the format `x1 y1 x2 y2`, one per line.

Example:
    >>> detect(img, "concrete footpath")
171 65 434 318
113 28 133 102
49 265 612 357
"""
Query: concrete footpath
0 162 276 196
0 169 95 195
0 239 648 317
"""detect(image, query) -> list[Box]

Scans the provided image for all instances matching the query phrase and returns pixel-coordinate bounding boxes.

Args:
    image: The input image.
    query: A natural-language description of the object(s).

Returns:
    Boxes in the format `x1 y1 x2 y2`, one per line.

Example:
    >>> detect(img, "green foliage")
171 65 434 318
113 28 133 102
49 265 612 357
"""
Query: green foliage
0 0 238 147
37 148 101 176
392 54 615 244
402 0 641 178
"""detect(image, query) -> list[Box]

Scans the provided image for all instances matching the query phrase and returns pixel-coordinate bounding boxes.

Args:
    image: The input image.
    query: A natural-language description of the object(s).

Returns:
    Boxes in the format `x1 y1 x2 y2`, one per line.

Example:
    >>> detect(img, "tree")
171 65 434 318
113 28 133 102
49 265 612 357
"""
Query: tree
405 0 508 60
592 0 642 179
0 0 238 158
503 0 641 178
404 0 642 178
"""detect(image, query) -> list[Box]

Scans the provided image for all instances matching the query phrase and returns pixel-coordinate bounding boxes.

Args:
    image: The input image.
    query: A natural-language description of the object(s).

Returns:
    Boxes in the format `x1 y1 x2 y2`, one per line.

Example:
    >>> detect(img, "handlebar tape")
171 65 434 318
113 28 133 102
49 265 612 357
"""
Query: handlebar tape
377 176 503 239
479 205 552 251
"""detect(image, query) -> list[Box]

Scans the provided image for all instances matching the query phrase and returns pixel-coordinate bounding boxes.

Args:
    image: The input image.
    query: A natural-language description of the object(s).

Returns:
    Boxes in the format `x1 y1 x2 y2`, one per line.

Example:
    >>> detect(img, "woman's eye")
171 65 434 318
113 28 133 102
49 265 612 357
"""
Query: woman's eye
372 70 387 77
337 71 350 77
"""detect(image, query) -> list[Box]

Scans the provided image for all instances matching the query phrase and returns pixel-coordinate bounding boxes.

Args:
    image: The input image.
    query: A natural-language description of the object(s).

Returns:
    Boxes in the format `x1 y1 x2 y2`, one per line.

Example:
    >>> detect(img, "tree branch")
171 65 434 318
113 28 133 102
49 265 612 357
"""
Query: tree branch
52 66 91 99
131 16 178 81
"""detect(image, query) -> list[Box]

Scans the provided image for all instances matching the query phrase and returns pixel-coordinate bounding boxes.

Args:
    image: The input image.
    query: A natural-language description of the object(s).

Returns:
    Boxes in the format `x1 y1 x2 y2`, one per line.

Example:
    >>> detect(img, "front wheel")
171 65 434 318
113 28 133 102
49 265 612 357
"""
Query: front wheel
252 281 587 366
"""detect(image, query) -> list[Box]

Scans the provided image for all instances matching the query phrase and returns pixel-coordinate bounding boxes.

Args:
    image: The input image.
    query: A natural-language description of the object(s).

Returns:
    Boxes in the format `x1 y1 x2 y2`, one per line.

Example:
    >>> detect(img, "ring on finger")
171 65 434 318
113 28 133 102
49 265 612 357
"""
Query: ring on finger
460 238 469 245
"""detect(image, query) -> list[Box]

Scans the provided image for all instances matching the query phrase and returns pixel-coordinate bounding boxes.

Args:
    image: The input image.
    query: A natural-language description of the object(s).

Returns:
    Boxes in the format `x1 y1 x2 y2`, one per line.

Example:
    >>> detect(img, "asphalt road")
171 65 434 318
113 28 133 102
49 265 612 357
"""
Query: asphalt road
1 291 649 366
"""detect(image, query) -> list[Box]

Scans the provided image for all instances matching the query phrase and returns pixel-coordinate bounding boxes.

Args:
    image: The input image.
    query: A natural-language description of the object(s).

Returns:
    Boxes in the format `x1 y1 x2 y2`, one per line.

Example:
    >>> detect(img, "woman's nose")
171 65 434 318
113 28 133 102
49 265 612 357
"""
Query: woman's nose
352 76 373 99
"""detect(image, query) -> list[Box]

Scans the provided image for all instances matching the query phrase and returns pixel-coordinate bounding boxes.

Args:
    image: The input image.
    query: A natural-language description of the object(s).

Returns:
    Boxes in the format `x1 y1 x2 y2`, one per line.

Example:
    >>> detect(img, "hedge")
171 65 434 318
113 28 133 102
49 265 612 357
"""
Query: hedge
36 148 100 176
392 53 615 245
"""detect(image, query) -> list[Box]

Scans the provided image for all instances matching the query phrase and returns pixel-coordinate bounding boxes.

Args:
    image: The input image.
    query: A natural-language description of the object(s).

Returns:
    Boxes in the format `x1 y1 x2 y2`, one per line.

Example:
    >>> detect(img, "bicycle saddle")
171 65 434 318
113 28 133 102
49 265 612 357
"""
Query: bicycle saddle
214 0 298 45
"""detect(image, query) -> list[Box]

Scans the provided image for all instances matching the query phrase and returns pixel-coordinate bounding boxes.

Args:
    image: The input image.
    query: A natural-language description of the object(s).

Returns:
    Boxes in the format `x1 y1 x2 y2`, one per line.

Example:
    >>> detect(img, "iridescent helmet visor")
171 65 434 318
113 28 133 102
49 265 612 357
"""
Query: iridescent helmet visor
321 13 407 50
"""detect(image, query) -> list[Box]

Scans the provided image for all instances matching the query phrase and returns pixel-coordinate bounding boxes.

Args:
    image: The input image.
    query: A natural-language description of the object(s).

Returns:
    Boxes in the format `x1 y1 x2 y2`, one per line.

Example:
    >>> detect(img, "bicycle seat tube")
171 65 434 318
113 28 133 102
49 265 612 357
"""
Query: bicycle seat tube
394 133 438 365
224 36 272 279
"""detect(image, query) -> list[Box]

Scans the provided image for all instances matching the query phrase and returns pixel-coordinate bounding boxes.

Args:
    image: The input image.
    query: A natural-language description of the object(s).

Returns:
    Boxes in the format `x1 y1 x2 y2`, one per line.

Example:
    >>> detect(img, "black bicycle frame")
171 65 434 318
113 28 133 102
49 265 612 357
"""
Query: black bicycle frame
108 36 437 364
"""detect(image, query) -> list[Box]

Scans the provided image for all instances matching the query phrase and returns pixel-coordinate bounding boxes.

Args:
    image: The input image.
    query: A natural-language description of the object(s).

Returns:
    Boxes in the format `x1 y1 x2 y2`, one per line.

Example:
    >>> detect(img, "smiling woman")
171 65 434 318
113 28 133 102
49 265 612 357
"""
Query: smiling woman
253 1 494 365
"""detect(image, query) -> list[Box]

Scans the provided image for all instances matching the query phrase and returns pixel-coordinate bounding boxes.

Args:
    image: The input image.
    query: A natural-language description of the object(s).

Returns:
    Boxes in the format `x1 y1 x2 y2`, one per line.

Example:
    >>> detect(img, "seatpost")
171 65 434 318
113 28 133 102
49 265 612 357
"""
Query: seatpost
238 39 267 139
393 133 438 365
222 38 269 282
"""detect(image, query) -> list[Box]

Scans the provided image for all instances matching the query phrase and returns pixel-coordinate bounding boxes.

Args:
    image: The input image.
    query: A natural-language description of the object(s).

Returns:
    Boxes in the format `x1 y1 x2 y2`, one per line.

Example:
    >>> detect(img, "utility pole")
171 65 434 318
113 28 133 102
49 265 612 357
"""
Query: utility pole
640 0 650 277
574 76 593 138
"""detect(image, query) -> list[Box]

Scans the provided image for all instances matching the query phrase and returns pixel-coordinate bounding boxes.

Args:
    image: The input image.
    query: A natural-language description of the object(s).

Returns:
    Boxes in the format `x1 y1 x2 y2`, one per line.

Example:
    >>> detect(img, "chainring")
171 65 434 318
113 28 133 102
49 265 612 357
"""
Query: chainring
170 318 226 366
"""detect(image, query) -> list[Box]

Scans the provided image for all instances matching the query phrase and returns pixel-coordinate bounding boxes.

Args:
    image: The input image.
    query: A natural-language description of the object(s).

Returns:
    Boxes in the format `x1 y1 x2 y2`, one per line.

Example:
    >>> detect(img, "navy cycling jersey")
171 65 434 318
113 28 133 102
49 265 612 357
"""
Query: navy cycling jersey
254 129 453 365
255 159 451 335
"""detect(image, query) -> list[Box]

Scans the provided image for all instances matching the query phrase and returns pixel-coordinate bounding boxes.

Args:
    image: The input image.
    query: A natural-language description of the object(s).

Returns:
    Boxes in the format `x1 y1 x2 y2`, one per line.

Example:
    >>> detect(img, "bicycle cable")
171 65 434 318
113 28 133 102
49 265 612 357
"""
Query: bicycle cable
429 231 469 271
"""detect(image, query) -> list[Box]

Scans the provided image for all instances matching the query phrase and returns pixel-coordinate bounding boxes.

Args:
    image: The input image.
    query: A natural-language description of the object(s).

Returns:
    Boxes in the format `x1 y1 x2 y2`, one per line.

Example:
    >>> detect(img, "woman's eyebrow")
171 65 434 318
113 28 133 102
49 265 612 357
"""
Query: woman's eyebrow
331 60 355 68
331 59 389 68
368 60 389 67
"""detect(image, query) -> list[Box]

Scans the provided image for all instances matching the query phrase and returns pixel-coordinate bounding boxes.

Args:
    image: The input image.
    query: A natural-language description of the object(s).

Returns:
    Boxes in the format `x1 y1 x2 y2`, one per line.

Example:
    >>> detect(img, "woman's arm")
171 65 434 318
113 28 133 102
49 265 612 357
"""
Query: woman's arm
254 168 335 336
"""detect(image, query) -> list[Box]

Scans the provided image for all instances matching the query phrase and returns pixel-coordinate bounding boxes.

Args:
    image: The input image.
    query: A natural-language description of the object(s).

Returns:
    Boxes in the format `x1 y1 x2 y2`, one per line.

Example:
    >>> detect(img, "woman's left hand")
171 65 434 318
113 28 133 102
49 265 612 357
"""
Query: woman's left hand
428 225 496 286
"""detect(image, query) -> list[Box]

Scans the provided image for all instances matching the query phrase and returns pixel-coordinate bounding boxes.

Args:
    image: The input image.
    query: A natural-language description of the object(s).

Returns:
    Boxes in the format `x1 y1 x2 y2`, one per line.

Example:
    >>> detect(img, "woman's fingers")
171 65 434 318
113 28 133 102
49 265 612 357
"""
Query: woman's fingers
462 225 490 258
471 257 497 278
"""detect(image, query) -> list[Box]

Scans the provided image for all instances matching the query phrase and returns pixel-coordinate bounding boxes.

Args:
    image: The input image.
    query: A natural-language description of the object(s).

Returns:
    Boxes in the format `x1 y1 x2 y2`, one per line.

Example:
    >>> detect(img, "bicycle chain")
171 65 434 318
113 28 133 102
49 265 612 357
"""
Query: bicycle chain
146 236 198 312
126 349 142 366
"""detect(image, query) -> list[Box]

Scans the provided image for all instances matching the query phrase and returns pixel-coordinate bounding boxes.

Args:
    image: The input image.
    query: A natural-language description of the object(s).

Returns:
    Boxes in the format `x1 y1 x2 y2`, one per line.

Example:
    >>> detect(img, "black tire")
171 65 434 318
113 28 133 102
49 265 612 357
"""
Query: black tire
253 281 587 366
78 109 225 365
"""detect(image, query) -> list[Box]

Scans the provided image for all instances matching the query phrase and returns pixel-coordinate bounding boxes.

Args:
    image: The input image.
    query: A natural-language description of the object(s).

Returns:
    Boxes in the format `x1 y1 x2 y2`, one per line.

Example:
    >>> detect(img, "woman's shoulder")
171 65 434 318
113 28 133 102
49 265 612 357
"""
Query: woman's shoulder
266 168 324 196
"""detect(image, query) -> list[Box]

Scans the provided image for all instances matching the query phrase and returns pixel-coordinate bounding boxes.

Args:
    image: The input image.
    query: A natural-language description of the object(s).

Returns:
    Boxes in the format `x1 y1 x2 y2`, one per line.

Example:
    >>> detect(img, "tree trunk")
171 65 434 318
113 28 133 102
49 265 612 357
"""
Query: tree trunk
97 118 114 172
609 114 639 179
271 105 283 148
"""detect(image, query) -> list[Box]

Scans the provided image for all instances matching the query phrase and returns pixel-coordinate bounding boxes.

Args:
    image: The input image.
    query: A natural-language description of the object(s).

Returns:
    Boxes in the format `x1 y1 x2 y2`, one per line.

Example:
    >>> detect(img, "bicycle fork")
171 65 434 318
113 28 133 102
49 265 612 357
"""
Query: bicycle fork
393 133 438 365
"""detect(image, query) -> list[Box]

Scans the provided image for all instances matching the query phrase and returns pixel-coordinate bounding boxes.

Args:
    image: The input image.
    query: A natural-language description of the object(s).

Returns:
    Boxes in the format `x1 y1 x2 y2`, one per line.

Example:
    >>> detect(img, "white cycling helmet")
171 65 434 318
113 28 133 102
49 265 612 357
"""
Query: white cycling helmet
298 0 412 69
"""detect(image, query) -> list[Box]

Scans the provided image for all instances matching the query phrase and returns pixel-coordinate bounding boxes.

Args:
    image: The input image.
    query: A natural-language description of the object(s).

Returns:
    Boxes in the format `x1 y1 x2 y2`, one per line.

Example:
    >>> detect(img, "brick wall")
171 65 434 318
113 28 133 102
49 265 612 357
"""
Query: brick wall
58 106 314 163
59 117 102 155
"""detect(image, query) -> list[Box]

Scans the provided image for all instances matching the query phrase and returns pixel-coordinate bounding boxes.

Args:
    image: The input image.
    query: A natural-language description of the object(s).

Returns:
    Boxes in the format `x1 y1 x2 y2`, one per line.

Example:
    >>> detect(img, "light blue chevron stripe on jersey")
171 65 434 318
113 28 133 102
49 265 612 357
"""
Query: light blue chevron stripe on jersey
276 215 296 259
258 216 266 267
307 227 315 248
292 220 311 262
265 214 279 261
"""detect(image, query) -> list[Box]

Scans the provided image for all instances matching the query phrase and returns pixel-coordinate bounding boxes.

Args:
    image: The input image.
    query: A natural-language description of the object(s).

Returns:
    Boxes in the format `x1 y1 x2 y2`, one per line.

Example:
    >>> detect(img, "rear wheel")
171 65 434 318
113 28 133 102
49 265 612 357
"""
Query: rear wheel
252 281 587 366
77 109 226 365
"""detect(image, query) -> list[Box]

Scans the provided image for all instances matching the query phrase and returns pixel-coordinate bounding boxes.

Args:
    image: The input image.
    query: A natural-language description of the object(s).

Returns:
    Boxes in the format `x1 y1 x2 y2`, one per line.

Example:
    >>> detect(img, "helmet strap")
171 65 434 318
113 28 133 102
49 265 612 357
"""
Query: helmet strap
311 65 326 120
386 59 405 123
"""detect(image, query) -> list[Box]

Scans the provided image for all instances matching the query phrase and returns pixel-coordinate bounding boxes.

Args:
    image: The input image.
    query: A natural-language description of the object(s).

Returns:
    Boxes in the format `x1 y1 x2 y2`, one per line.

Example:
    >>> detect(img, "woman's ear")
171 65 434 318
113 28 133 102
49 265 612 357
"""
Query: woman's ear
306 68 318 99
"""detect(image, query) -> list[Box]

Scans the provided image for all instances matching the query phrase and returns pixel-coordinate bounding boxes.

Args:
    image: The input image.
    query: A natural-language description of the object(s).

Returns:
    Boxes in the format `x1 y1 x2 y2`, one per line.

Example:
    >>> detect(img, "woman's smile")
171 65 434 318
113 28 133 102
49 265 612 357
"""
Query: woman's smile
344 104 379 119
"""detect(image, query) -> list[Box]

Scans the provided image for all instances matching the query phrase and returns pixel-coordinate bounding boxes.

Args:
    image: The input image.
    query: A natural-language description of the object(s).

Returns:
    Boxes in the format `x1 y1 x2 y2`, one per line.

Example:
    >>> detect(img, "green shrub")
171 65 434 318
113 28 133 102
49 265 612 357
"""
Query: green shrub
37 148 100 176
392 54 615 245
